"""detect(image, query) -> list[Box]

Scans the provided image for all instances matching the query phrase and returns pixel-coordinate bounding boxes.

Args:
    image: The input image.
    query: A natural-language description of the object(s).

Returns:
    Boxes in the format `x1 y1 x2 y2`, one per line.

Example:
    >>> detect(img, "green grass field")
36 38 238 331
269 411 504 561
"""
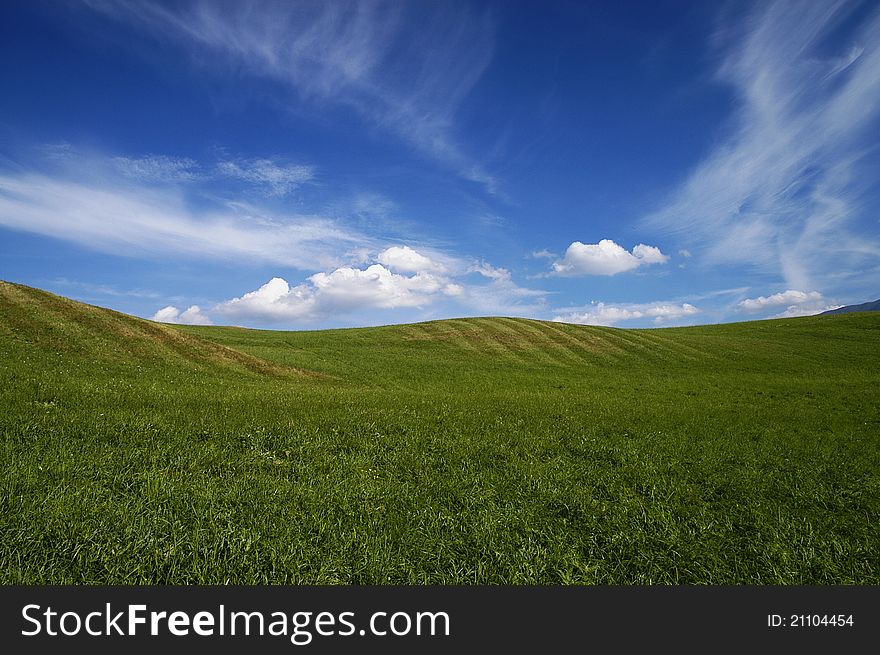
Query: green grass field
1 280 878 584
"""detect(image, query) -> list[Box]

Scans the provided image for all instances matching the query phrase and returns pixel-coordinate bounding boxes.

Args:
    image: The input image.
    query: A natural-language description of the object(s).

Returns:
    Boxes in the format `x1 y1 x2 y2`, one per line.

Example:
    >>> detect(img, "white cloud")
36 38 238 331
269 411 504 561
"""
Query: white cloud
456 279 545 317
737 289 823 312
551 239 669 276
112 155 200 183
151 305 212 325
470 261 511 281
3 149 546 325
554 302 699 327
151 306 181 323
443 283 465 297
737 289 841 317
310 265 451 309
215 266 457 323
643 1 880 289
631 243 668 264
377 245 442 273
0 171 364 270
112 152 312 194
212 278 316 322
452 262 546 315
774 303 842 318
88 0 498 192
217 158 314 196
211 246 547 324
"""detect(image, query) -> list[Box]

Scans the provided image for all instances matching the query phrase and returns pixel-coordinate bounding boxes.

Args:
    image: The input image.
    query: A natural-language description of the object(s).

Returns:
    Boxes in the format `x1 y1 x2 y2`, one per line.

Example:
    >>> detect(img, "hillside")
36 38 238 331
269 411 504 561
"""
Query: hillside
0 281 310 379
821 299 880 315
1 281 878 584
179 310 880 387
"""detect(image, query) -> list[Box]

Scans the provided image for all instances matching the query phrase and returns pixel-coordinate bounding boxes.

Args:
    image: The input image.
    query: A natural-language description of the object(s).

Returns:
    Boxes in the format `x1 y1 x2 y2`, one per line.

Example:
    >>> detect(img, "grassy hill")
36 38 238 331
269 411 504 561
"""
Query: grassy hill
1 280 878 583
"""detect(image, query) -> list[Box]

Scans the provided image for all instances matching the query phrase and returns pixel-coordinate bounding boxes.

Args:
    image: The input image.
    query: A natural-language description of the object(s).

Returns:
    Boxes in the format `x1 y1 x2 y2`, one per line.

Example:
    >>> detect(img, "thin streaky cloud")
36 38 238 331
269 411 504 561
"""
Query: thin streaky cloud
112 154 200 183
115 152 315 195
49 278 163 300
643 0 880 290
0 171 367 271
216 158 314 196
84 0 499 193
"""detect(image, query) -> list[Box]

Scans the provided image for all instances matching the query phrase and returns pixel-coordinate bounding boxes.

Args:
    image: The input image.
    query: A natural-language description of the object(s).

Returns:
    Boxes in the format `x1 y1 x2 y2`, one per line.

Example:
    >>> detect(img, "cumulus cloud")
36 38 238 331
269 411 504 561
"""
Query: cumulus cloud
217 158 314 196
212 278 316 322
206 246 546 324
737 290 823 312
214 252 461 324
551 239 669 276
376 245 442 273
311 265 452 309
737 289 840 317
554 302 699 327
151 305 212 325
214 268 458 323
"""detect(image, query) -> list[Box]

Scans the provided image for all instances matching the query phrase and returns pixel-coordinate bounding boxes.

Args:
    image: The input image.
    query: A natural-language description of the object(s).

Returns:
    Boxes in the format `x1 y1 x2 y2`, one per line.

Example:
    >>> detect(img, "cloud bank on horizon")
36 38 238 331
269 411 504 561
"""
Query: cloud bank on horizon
0 0 878 329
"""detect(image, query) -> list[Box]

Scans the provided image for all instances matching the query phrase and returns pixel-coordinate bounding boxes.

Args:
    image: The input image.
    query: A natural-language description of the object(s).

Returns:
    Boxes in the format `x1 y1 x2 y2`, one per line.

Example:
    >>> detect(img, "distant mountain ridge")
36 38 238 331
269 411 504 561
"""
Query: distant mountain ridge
820 299 880 315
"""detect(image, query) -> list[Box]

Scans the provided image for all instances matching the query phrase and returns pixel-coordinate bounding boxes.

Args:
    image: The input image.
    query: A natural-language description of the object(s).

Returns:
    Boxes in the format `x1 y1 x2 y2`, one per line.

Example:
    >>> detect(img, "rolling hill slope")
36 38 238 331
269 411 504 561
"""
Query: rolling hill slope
1 280 878 585
821 299 880 315
0 281 310 379
179 310 880 385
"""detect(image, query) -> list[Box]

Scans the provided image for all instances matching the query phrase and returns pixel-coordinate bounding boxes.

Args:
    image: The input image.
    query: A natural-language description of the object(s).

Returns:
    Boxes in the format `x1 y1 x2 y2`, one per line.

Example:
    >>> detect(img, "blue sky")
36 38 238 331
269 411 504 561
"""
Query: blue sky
1 0 879 329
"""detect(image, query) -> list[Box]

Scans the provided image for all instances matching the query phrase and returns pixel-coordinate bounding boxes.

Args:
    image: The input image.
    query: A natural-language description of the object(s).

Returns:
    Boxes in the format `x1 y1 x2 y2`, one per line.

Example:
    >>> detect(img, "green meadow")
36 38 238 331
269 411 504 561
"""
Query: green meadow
1 280 877 584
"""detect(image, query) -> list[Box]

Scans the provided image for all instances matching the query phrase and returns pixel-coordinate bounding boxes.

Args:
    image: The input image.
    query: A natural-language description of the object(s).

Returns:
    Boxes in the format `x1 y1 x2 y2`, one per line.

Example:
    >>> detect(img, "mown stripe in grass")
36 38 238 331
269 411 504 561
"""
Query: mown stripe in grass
495 318 585 367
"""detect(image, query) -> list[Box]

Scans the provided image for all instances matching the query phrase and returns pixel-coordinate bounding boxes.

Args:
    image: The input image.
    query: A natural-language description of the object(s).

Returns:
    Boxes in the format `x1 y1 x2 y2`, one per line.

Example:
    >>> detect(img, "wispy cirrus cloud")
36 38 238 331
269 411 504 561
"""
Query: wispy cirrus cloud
643 0 880 290
113 152 314 196
216 158 314 196
49 277 163 300
458 262 547 316
0 169 366 271
3 144 538 323
84 0 498 193
112 154 200 183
